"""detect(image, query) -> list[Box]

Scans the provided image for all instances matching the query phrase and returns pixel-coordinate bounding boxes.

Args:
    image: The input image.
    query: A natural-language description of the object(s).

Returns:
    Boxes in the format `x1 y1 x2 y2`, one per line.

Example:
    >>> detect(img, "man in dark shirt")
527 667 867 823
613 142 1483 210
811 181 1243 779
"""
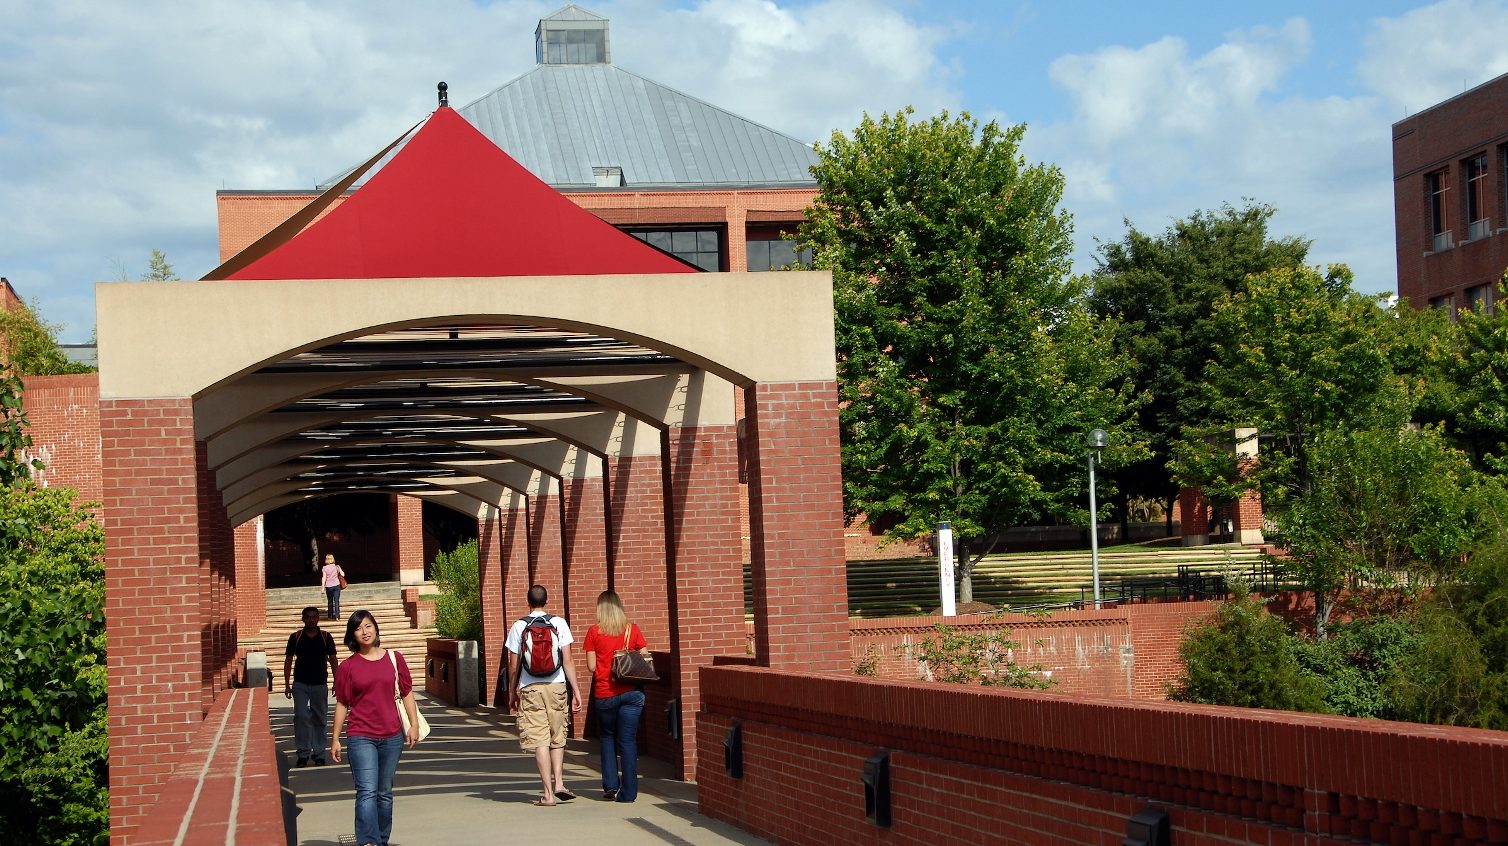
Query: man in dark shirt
284 605 339 767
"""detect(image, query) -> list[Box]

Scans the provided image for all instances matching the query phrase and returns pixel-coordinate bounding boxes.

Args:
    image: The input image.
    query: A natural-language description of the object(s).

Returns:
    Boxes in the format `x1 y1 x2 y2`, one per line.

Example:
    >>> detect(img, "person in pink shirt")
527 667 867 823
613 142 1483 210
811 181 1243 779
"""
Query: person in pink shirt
330 611 420 846
320 554 347 620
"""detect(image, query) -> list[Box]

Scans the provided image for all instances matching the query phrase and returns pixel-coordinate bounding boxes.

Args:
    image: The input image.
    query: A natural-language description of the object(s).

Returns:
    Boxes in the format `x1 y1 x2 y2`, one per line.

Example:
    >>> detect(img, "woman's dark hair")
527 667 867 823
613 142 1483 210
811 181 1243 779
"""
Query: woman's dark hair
343 609 381 652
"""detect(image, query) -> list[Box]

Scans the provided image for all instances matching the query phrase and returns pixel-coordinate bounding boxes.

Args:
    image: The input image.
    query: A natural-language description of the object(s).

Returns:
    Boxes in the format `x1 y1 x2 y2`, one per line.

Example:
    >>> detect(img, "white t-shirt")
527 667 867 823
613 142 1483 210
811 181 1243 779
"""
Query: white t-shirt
505 611 573 687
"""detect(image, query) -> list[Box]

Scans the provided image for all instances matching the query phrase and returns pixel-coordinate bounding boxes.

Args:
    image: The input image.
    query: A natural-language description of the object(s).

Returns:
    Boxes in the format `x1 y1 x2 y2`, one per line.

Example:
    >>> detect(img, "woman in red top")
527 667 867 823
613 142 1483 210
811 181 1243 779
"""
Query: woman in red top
581 590 649 802
329 611 420 846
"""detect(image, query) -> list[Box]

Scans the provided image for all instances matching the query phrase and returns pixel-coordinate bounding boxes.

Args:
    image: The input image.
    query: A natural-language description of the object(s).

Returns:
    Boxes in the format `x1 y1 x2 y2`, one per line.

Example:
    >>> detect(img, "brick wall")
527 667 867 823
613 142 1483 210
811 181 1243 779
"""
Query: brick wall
698 665 1508 846
608 454 670 647
21 373 101 501
479 510 504 706
662 424 747 779
849 602 1217 701
130 687 285 846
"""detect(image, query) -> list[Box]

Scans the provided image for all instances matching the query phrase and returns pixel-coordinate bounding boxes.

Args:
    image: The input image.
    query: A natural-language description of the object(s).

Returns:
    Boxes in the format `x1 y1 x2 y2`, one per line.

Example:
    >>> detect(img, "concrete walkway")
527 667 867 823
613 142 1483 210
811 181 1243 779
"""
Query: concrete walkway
270 692 769 846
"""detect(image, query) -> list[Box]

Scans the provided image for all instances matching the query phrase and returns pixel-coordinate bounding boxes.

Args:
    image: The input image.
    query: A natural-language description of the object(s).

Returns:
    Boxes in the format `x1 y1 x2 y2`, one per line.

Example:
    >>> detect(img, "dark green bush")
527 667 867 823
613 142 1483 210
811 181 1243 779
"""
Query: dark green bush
1169 593 1327 712
431 539 481 642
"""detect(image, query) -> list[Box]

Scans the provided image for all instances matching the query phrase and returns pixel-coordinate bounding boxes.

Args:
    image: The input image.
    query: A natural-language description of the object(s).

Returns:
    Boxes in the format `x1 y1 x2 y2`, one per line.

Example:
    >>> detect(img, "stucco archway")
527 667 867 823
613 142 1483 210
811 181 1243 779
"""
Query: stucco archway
97 271 848 838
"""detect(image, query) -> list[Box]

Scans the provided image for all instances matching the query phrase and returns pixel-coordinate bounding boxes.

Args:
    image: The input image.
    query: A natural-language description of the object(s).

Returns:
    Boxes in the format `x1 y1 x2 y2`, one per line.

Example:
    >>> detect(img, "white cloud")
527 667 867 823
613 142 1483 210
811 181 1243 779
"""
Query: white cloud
1027 18 1401 292
1359 0 1508 116
0 0 953 340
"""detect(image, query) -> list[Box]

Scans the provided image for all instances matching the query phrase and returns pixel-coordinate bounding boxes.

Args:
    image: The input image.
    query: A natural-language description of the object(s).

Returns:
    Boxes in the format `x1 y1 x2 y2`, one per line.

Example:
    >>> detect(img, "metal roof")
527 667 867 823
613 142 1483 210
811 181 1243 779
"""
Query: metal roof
458 64 818 188
319 62 818 190
542 4 605 22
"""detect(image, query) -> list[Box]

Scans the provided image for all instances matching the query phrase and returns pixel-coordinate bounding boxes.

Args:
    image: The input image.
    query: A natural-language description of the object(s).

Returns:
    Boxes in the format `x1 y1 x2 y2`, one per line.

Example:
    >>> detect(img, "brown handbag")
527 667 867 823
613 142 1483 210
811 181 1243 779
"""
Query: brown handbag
610 624 658 683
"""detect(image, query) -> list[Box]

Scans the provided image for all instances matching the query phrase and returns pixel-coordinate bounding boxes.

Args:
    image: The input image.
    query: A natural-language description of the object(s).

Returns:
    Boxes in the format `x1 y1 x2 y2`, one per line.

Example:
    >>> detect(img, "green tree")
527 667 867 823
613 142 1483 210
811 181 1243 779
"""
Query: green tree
0 300 93 376
0 482 107 845
0 367 43 487
1188 265 1395 506
1448 279 1508 471
1294 615 1420 719
1088 203 1310 532
1169 591 1327 711
143 248 179 281
1276 425 1485 636
432 539 481 642
801 107 1145 602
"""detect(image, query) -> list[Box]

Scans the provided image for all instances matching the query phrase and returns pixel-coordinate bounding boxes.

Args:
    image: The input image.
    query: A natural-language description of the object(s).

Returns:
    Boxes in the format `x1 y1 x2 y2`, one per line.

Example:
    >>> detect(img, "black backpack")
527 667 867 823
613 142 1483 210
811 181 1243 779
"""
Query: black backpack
519 614 561 676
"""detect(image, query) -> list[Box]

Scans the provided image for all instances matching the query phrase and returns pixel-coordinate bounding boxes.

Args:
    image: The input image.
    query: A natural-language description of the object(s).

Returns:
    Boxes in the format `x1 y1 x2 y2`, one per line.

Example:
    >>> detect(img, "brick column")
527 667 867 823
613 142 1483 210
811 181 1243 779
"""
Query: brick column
662 424 746 780
1179 487 1210 547
560 472 609 738
102 398 205 843
233 517 265 635
478 508 503 707
527 490 565 596
498 501 533 705
1233 428 1266 545
607 454 669 646
197 441 237 698
744 382 848 672
391 494 424 584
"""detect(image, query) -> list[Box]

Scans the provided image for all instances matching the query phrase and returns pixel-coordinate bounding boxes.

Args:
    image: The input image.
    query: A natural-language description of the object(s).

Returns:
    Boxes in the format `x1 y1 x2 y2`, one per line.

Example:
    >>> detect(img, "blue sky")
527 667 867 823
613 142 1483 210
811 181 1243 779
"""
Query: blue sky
4 0 1508 341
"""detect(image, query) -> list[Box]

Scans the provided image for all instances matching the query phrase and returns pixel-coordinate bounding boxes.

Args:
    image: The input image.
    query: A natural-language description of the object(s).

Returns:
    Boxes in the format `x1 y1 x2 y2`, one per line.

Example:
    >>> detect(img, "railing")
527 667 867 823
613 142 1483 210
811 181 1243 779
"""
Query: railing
1093 560 1293 605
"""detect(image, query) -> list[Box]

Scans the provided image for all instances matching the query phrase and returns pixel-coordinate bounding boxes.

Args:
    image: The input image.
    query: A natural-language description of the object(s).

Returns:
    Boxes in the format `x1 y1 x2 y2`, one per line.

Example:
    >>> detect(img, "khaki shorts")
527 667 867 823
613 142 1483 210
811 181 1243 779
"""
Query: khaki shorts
517 683 568 750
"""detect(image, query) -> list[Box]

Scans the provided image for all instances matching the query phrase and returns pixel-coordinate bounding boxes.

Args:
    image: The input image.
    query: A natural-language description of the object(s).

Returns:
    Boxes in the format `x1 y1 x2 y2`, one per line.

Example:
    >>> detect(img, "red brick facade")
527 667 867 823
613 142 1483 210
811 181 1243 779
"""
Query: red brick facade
850 601 1217 700
390 494 424 583
101 399 221 842
1394 72 1508 310
20 373 101 500
744 382 850 672
662 425 749 779
699 665 1508 846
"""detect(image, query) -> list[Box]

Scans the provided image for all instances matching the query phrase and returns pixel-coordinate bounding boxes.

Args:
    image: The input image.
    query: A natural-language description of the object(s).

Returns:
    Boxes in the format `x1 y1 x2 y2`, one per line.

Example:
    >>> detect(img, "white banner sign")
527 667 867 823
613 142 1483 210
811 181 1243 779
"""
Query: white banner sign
938 523 956 617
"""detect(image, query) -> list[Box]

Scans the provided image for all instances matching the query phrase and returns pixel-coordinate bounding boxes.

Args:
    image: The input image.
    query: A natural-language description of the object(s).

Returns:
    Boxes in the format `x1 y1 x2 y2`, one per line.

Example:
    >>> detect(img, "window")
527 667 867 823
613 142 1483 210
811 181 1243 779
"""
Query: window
1466 154 1490 240
1428 169 1453 251
622 227 722 271
1428 294 1455 314
746 238 813 271
746 225 813 271
541 27 606 64
1466 284 1495 313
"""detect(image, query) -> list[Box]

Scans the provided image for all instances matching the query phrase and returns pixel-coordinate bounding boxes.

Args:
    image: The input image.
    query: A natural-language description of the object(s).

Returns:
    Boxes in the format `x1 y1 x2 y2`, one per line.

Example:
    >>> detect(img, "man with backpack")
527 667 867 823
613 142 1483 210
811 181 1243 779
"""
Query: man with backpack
506 584 582 806
284 605 339 767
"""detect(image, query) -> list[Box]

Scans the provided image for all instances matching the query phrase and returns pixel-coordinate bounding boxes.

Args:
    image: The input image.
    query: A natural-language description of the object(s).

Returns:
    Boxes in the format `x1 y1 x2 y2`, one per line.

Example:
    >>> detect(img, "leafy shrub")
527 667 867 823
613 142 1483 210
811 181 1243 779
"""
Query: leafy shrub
910 620 1053 689
431 539 481 641
0 483 107 845
1294 615 1419 719
1169 593 1327 712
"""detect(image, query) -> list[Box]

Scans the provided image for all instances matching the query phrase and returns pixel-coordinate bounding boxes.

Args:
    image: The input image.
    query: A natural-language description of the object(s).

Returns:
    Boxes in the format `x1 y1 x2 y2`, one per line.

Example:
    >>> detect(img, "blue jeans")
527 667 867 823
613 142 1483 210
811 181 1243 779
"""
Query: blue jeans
347 731 403 846
291 681 328 759
325 585 342 620
594 689 644 802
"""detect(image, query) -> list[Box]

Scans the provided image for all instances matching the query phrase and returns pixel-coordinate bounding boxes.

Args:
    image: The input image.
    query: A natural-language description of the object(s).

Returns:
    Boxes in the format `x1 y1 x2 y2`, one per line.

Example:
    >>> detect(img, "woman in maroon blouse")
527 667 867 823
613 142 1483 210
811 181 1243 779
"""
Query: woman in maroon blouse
581 590 649 802
329 611 420 846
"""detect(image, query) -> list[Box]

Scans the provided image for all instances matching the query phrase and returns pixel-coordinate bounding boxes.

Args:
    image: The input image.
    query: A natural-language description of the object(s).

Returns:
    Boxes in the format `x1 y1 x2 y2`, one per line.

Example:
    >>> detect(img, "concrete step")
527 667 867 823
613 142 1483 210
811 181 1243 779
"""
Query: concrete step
242 580 439 657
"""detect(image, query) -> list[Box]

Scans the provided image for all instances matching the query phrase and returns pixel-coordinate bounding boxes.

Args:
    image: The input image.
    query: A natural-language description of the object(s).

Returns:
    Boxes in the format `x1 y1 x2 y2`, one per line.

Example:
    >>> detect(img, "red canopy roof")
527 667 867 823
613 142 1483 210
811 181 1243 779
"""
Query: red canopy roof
226 107 696 280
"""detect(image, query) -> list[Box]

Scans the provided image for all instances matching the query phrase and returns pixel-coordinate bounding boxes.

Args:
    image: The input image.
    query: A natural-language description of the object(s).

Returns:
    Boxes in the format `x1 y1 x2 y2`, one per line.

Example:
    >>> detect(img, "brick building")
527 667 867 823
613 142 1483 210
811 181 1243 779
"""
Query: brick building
1393 70 1508 311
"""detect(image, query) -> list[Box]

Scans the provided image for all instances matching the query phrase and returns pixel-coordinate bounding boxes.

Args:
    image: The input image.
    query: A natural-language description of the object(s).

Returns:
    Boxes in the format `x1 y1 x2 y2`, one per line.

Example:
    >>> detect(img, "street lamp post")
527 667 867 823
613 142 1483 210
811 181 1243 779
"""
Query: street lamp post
1088 429 1108 610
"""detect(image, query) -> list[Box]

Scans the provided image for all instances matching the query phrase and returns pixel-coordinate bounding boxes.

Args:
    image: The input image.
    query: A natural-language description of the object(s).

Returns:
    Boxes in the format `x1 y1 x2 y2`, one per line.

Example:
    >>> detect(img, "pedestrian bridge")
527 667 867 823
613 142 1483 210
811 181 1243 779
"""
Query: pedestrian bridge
131 665 1508 845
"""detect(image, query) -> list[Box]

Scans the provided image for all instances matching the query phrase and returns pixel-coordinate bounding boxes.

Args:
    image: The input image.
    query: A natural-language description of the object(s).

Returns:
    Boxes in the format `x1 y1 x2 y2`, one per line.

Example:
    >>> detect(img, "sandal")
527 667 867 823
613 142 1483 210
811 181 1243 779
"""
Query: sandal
533 797 557 807
555 789 577 801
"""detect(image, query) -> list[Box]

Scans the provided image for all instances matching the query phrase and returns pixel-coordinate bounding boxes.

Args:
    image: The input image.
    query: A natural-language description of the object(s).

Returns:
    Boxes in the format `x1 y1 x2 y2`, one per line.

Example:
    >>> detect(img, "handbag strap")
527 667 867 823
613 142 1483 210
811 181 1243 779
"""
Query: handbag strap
387 649 401 701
